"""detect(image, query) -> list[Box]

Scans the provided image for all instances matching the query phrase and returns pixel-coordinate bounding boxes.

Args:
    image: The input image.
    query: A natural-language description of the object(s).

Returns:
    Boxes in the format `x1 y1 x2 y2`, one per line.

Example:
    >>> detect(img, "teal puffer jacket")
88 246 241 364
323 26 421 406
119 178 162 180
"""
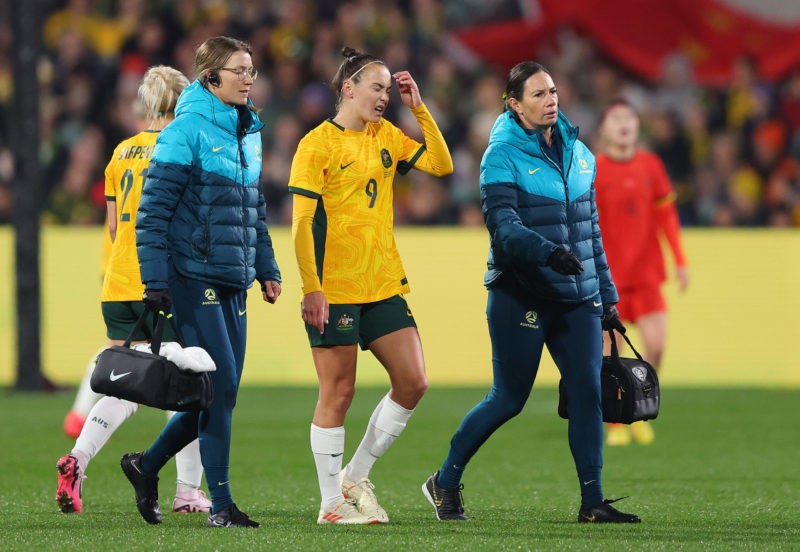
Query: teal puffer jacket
136 80 280 290
480 111 617 304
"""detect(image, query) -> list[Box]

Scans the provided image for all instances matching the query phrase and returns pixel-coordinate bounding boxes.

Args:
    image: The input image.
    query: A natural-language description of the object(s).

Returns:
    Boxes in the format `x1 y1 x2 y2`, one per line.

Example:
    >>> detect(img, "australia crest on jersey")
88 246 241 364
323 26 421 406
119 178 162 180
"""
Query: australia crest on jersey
380 148 392 168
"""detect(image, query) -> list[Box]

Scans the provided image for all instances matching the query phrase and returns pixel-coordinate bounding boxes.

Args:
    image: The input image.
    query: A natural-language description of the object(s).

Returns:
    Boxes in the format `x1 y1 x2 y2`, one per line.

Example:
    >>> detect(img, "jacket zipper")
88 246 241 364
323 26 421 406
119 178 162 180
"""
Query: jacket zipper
238 133 248 289
540 135 580 292
540 146 573 233
540 148 567 204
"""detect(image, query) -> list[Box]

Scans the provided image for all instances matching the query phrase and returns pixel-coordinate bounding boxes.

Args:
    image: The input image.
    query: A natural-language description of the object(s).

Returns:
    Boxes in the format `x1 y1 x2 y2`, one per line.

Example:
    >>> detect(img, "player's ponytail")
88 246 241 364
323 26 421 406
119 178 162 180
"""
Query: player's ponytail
331 46 384 109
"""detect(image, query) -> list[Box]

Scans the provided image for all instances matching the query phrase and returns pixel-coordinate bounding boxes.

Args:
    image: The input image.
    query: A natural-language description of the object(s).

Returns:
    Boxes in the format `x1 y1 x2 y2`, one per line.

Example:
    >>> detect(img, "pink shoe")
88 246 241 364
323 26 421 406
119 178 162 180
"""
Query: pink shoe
56 454 84 513
172 489 211 513
63 411 86 439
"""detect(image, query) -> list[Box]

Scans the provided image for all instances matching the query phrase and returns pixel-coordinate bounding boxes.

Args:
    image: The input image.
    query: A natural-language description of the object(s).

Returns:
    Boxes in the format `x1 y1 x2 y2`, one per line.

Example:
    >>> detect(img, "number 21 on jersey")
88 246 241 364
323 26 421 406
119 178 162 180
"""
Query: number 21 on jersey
118 168 147 222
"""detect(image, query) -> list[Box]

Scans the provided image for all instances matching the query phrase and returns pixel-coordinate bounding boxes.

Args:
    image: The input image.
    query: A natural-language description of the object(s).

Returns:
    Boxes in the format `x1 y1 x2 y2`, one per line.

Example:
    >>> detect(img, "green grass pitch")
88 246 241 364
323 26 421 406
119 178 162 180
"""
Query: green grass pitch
1 385 798 550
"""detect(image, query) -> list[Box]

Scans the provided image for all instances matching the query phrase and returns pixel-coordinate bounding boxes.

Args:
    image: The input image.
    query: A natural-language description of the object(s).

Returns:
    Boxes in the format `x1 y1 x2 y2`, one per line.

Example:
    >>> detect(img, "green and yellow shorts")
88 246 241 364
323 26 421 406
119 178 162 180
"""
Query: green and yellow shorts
305 294 417 350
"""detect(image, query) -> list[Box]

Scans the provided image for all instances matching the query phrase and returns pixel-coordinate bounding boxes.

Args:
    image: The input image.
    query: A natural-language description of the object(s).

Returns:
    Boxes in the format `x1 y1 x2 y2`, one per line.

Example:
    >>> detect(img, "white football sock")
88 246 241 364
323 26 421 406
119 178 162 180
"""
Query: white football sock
166 411 204 491
70 348 106 416
346 394 413 481
73 396 138 471
175 438 203 490
310 424 345 510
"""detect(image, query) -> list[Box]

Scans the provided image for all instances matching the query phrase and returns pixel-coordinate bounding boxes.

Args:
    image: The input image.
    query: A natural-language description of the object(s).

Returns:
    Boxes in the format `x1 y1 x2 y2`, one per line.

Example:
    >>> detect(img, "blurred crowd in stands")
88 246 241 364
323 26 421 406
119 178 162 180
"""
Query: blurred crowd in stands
1 0 800 227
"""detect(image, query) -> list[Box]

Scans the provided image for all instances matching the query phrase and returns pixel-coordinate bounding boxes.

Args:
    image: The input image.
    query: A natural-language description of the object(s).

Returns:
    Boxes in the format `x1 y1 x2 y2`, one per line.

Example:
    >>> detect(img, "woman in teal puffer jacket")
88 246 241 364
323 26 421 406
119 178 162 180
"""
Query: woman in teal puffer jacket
423 61 639 525
125 36 281 529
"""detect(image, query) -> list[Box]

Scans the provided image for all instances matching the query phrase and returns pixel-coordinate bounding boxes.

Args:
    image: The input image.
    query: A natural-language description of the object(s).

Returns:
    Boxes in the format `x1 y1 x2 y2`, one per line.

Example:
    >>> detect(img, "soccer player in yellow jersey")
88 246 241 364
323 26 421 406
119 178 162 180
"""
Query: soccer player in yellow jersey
56 66 211 516
289 47 454 525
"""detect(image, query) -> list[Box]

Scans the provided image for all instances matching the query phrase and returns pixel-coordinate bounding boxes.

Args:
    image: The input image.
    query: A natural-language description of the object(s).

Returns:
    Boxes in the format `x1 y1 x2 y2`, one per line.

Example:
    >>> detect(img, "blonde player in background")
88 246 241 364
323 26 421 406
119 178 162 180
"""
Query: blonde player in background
55 66 210 515
289 46 453 524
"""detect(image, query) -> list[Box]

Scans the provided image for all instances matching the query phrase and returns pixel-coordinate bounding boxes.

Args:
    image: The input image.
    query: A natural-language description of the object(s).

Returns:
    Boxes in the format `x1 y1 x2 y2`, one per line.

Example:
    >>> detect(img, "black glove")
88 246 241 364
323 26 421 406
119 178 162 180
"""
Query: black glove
601 304 626 334
546 248 584 275
142 288 172 314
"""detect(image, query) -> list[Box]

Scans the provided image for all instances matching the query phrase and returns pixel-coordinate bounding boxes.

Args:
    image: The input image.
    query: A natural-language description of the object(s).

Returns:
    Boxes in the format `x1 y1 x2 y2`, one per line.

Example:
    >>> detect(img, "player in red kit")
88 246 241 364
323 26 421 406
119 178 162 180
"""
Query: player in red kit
595 99 689 446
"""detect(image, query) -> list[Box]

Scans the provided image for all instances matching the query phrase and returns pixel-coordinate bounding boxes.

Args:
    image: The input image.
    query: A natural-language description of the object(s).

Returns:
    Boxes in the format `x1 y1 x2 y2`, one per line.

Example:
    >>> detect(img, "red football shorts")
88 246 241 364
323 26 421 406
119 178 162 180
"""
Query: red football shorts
615 284 666 322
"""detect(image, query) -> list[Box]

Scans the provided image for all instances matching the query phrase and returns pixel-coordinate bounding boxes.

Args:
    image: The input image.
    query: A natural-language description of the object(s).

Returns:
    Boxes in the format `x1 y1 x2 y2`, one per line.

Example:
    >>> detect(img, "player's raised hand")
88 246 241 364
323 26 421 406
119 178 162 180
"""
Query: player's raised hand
393 71 422 109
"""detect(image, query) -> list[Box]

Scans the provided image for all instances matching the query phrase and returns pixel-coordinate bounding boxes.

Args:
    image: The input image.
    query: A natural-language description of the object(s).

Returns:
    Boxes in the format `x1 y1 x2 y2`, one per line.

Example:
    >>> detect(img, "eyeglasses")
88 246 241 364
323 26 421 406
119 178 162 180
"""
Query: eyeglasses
218 67 258 81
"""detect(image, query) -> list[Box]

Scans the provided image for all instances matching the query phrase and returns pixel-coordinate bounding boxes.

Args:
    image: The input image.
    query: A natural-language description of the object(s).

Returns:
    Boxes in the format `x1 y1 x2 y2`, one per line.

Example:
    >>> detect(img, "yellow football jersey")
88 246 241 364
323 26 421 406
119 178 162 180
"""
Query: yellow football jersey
100 224 112 278
289 103 453 304
100 130 159 302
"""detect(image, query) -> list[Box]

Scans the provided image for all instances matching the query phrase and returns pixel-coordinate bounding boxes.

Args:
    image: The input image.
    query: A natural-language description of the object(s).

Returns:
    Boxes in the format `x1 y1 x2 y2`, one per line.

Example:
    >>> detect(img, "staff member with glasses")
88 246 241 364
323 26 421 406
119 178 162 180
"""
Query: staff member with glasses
123 36 282 529
218 66 259 81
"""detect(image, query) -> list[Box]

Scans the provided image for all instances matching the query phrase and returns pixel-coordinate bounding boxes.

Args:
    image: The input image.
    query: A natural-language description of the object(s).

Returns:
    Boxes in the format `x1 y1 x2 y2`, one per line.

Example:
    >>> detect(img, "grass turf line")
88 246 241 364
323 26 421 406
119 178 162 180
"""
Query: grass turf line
1 386 798 550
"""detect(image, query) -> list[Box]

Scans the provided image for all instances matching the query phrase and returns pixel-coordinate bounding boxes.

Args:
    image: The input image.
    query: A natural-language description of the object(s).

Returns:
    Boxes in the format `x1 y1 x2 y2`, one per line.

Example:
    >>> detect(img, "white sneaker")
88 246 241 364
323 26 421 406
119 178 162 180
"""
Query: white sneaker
317 498 378 525
341 473 389 524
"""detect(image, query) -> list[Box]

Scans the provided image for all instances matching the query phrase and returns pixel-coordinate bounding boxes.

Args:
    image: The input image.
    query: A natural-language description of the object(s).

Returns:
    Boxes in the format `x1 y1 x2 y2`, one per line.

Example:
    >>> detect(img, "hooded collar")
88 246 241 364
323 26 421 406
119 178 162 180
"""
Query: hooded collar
175 80 264 136
488 110 578 159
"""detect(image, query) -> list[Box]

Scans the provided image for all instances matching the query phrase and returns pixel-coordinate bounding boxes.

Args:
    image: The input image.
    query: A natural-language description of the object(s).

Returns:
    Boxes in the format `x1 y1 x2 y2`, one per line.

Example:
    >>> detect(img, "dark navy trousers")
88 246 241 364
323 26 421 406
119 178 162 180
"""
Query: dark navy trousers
439 276 605 506
140 263 248 513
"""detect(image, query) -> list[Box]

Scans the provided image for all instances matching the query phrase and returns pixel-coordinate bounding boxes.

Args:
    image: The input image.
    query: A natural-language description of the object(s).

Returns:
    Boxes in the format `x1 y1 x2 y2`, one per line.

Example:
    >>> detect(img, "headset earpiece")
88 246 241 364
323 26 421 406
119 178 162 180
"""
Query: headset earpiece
207 70 221 87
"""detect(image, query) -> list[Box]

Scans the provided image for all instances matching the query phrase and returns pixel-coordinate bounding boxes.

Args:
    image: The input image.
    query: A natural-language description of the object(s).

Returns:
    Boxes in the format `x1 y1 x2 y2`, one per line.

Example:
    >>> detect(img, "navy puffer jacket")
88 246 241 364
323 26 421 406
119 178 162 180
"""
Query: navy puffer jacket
136 80 281 290
480 111 617 304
